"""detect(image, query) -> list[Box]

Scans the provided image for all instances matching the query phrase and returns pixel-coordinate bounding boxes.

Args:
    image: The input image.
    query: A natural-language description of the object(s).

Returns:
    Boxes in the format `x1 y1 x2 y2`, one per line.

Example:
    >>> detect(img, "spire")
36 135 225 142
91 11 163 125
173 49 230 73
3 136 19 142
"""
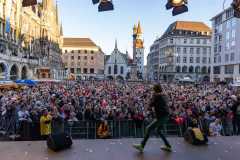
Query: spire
133 24 137 35
114 39 118 50
60 23 63 36
137 21 142 34
55 0 59 25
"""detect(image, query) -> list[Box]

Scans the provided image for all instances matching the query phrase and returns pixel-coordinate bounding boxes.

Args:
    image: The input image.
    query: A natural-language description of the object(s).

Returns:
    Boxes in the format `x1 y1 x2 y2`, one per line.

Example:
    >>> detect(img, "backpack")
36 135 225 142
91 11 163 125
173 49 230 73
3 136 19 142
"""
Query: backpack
184 127 208 145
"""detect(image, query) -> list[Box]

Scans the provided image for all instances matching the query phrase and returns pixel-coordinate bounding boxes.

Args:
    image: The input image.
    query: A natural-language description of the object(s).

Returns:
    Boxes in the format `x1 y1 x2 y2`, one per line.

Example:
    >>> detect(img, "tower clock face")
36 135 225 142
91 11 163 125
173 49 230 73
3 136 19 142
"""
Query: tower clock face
135 39 143 48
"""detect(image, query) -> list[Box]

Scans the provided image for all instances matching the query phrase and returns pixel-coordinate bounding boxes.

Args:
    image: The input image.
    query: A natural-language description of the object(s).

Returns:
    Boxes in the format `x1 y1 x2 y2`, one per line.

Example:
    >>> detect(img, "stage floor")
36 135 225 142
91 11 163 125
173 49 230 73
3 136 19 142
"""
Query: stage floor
0 137 240 160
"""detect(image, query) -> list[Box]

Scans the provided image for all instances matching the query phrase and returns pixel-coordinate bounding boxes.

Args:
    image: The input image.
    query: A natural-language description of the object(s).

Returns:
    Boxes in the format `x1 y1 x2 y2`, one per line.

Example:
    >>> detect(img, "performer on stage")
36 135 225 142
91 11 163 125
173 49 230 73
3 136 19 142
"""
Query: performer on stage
133 84 172 152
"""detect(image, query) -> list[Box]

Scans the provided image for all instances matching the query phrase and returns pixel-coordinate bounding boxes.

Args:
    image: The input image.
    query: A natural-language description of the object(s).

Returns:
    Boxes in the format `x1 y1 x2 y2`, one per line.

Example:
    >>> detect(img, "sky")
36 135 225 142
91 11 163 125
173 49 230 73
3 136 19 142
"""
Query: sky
58 0 233 64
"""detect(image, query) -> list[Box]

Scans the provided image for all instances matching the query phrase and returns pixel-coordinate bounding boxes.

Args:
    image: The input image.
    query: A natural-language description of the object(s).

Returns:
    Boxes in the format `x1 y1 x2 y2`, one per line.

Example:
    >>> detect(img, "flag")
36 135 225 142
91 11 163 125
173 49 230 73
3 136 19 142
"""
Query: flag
5 0 13 33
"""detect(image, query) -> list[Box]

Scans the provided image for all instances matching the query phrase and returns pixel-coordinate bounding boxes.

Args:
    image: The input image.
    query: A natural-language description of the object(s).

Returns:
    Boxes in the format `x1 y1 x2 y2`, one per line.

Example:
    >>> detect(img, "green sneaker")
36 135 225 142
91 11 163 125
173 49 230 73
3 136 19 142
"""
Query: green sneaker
133 144 144 153
160 145 172 152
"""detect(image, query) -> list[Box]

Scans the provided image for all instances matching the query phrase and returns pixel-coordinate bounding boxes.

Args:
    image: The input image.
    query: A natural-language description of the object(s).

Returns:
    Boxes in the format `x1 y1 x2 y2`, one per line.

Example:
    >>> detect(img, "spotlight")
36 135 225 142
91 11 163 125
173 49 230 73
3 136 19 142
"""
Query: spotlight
98 0 114 12
22 0 37 7
232 0 240 18
92 0 100 5
165 0 188 16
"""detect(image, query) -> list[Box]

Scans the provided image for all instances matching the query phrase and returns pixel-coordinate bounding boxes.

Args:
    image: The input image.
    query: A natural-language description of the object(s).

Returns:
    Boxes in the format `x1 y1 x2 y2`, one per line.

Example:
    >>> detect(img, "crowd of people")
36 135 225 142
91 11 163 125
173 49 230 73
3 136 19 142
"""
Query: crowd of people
0 80 240 139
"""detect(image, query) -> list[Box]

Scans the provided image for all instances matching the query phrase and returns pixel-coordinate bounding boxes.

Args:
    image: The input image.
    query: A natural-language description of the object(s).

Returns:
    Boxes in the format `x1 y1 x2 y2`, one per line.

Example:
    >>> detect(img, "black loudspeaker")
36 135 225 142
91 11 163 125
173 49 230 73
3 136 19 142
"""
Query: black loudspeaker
47 133 73 152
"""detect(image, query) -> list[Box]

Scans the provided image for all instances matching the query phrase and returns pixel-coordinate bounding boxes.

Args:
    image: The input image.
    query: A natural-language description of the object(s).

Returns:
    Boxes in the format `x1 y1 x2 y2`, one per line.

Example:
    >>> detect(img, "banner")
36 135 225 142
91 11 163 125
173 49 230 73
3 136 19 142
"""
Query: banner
5 0 13 33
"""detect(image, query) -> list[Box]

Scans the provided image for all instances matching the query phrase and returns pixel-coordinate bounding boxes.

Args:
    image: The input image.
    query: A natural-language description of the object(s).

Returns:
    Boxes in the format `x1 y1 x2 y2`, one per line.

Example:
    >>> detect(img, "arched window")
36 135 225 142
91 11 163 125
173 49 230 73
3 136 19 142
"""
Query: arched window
114 65 118 74
108 66 111 74
120 66 124 74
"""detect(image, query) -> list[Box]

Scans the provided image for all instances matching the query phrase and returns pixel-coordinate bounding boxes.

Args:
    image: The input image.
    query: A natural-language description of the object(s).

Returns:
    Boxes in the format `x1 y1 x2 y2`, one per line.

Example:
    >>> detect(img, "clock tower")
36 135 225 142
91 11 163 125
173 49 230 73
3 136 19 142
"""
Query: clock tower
133 21 144 76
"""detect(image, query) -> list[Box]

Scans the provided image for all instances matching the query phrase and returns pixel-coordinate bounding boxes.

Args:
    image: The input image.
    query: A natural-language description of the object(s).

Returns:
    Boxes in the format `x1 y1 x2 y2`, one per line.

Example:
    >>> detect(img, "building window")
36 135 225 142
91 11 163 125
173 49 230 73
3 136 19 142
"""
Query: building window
230 53 235 61
219 35 222 42
218 56 221 63
196 39 200 44
91 51 94 54
214 44 218 53
71 56 74 60
114 65 118 75
218 45 222 52
203 39 207 44
190 48 194 54
177 47 181 53
84 56 87 60
176 56 180 63
202 57 207 64
84 50 87 53
83 68 88 74
78 50 81 53
183 38 187 44
65 50 67 53
225 65 234 74
70 68 75 73
120 66 124 74
108 66 111 74
190 57 194 63
71 50 74 53
78 56 81 60
190 38 194 44
196 48 200 54
90 68 94 74
232 30 236 39
196 57 200 63
225 54 229 62
183 57 187 63
214 57 217 63
226 32 230 40
213 66 221 74
183 48 187 54
170 38 173 44
226 20 231 29
91 56 94 60
226 42 230 50
77 68 81 74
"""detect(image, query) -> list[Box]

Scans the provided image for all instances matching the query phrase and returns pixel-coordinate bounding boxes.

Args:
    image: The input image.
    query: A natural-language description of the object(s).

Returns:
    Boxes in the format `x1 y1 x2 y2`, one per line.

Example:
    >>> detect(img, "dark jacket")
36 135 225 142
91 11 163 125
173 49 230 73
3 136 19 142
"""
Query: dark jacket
232 100 240 118
149 93 169 119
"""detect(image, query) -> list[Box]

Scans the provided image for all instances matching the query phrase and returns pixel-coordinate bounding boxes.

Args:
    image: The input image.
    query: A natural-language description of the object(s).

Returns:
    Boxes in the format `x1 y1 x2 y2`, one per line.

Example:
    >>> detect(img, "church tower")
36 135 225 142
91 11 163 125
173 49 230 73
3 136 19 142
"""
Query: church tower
133 21 144 75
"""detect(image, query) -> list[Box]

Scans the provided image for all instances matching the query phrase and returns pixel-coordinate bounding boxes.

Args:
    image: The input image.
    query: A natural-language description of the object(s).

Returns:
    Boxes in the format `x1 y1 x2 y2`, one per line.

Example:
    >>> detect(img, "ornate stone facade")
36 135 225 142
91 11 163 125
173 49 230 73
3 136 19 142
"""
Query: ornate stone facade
0 0 64 80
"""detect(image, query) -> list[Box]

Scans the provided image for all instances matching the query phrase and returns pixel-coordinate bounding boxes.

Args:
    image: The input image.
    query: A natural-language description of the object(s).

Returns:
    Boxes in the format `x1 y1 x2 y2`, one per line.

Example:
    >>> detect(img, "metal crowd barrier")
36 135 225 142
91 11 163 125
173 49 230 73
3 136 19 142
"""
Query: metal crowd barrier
65 120 183 139
0 119 239 141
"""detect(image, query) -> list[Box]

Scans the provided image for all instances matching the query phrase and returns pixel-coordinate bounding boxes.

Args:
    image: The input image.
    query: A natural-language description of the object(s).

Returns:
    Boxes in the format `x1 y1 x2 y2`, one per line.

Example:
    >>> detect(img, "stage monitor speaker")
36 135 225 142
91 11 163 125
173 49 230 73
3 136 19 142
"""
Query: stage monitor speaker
47 133 73 152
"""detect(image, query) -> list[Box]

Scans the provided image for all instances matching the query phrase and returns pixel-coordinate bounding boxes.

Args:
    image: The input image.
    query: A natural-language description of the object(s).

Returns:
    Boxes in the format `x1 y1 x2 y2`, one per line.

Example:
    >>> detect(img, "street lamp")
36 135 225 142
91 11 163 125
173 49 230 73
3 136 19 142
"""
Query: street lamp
22 0 37 7
92 0 114 12
232 0 240 18
166 0 188 16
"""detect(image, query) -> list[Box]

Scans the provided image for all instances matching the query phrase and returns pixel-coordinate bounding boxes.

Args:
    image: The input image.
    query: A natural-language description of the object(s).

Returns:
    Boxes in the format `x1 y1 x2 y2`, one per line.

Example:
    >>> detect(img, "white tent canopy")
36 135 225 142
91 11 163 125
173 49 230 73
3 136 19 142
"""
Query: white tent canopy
178 77 195 83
